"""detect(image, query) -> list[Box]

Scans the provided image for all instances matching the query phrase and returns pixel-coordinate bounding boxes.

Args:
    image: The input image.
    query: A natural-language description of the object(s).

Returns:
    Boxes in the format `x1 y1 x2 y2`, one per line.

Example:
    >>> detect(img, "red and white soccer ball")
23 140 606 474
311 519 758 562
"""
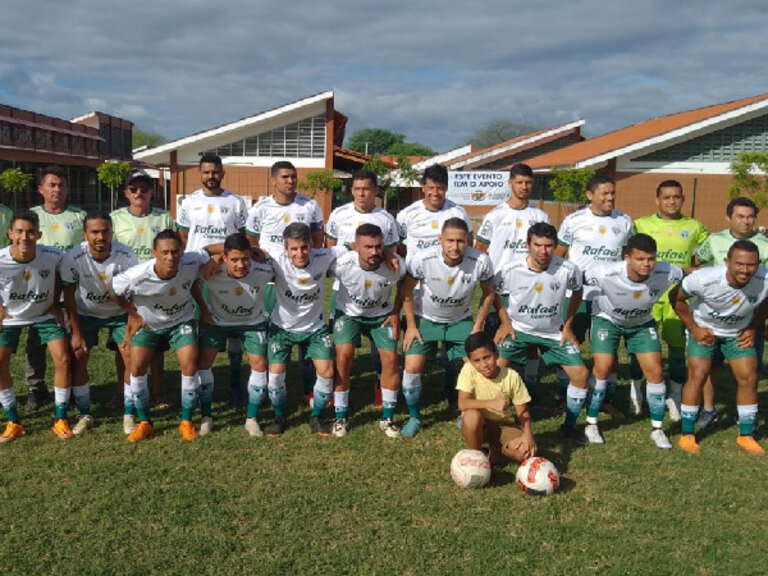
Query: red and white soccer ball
450 449 492 489
516 457 560 496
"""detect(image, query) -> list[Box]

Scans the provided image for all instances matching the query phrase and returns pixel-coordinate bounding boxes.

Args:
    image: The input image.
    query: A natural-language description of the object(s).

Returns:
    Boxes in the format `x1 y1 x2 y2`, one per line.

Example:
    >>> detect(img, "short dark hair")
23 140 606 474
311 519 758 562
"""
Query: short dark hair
586 174 615 193
84 210 113 229
152 228 182 249
352 169 378 187
11 210 39 231
199 153 223 167
442 217 469 234
656 180 683 197
421 164 448 186
509 163 534 179
38 166 67 186
625 233 657 255
283 222 311 244
728 239 759 259
527 222 557 244
727 196 758 217
465 331 498 356
271 161 297 176
223 232 252 254
355 223 383 239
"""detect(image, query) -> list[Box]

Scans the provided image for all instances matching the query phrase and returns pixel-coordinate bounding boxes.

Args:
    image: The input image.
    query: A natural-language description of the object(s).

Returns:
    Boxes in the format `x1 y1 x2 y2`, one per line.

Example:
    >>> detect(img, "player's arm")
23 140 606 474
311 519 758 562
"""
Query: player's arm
0 302 9 334
555 244 568 258
325 236 337 248
457 389 509 413
473 279 496 334
383 246 400 274
474 239 489 252
670 283 713 346
399 273 423 351
513 402 537 458
493 293 515 344
737 298 768 349
191 280 213 326
62 283 87 355
47 272 66 330
177 228 189 250
561 288 582 348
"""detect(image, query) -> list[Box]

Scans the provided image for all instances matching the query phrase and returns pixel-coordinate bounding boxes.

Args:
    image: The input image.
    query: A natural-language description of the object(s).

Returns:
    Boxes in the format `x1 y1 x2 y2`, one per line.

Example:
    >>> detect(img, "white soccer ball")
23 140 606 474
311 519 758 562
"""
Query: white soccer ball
450 449 492 489
516 457 560 496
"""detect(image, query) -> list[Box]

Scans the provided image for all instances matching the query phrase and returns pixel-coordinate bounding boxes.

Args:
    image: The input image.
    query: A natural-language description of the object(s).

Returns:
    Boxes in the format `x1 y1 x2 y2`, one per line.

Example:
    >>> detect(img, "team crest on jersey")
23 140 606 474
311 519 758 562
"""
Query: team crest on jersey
597 329 609 341
681 230 690 239
40 269 50 279
207 205 215 214
431 221 438 230
51 223 60 231
534 282 543 293
234 287 244 296
732 296 742 305
516 219 523 229
66 222 76 230
137 226 146 235
182 281 191 290
22 270 32 281
169 287 177 297
98 272 107 282
633 290 642 300
748 295 758 304
666 228 674 237
364 280 372 290
298 276 308 285
598 225 606 235
152 226 161 234
221 207 229 215
282 214 291 223
550 281 561 292
447 276 455 286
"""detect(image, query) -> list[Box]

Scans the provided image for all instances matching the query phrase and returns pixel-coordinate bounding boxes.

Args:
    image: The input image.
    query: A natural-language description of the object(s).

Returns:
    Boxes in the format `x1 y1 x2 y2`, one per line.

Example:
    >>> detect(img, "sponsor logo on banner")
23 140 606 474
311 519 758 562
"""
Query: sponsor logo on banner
446 171 509 205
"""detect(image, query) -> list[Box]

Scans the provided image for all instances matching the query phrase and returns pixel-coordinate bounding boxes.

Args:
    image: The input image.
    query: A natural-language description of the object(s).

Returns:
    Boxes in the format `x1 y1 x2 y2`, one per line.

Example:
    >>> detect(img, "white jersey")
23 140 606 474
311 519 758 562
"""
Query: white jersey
396 199 472 263
558 208 633 300
271 248 342 333
586 260 683 327
110 251 209 330
326 203 399 248
246 194 324 259
408 246 494 323
204 259 274 326
477 203 550 293
498 255 582 340
60 241 138 319
334 251 405 318
0 245 61 326
681 265 768 337
177 189 248 252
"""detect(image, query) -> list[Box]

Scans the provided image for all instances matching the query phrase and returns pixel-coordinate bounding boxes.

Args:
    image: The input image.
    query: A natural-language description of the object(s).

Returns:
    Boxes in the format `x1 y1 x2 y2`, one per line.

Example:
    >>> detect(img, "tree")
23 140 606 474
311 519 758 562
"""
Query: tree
549 166 596 205
0 168 34 211
363 155 420 211
297 169 343 201
466 119 540 149
729 151 768 209
132 129 166 149
347 128 435 156
97 161 133 211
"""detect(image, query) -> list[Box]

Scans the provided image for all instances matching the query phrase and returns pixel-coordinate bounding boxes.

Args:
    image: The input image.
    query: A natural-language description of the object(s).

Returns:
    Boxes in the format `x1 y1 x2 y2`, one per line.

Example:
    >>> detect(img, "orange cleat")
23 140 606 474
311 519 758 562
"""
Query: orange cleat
736 435 765 456
52 418 73 440
127 421 154 443
678 434 701 454
0 421 24 444
178 420 199 442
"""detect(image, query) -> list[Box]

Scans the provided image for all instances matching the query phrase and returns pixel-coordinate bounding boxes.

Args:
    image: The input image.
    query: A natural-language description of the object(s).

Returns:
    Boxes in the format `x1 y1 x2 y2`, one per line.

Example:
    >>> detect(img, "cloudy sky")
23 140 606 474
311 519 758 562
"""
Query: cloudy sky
2 0 766 152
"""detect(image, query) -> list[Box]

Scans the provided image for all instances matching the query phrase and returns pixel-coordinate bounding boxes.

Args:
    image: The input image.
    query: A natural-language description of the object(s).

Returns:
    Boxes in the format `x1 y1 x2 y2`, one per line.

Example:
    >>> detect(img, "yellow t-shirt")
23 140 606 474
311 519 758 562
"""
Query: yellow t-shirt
455 364 531 421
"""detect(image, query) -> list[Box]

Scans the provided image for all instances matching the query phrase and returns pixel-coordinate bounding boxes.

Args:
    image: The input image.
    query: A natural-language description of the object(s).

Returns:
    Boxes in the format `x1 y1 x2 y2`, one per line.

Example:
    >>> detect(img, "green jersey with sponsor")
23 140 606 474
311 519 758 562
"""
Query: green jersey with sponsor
697 229 768 266
31 205 86 252
111 207 175 262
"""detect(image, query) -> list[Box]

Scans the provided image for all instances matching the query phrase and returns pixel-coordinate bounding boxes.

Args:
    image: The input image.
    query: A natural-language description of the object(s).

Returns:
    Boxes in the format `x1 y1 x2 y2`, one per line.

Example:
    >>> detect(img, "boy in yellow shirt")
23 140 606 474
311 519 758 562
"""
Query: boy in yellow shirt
456 332 537 466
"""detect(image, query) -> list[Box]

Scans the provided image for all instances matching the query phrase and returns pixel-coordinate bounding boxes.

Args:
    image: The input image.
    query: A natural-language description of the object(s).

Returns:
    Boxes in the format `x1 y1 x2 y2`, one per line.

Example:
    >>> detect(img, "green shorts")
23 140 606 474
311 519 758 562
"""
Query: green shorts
591 316 661 355
79 315 127 349
651 300 685 349
131 319 198 350
333 312 397 351
405 316 472 362
687 333 756 361
498 331 584 366
267 324 334 364
263 283 276 314
0 319 66 350
199 321 269 356
564 298 592 344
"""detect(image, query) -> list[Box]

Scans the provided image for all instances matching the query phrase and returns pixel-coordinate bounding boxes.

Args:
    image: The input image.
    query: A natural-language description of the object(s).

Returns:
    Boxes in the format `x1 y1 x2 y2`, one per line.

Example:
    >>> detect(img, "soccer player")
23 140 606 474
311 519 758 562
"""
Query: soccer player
475 163 550 392
672 240 768 455
196 233 274 437
26 166 86 410
60 212 138 435
457 332 536 466
631 180 708 420
109 229 209 442
111 169 175 411
265 223 339 437
578 234 683 448
556 174 633 419
492 222 590 440
400 218 495 437
331 224 404 438
0 211 72 442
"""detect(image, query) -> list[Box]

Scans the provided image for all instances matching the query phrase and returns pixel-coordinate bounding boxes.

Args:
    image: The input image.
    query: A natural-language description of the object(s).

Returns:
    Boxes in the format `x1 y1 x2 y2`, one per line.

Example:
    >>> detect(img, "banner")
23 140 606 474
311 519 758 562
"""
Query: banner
446 171 509 205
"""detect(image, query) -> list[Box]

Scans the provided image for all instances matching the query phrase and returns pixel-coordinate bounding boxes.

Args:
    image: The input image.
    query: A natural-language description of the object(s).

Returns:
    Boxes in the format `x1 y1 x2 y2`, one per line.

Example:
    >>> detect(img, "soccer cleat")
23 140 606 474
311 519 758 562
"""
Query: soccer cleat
199 416 213 437
628 380 643 416
698 409 718 430
127 421 154 443
0 421 24 444
52 418 73 440
244 418 264 437
332 418 348 438
379 418 400 438
309 416 331 437
678 433 701 454
736 435 765 456
178 420 199 442
665 397 681 423
650 428 672 450
72 414 94 436
266 416 288 437
123 414 137 435
584 423 604 444
559 424 588 446
374 384 382 409
400 417 422 438
600 402 625 423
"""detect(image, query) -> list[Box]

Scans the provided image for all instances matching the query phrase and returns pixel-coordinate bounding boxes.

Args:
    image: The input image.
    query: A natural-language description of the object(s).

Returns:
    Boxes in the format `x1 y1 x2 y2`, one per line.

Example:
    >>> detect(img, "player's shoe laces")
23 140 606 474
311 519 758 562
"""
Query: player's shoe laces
677 434 700 454
584 423 604 444
628 380 643 416
0 421 24 444
244 418 264 437
309 416 331 437
332 418 348 438
199 416 213 437
127 421 154 443
698 409 718 430
178 420 199 442
650 428 672 450
123 414 137 435
267 416 288 437
400 417 422 438
559 424 588 446
72 414 94 436
52 418 73 440
379 418 400 438
736 435 765 456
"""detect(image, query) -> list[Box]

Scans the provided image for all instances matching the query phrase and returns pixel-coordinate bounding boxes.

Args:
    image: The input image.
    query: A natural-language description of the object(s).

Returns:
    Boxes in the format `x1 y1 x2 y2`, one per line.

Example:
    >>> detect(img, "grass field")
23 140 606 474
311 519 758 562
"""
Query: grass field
2 328 768 575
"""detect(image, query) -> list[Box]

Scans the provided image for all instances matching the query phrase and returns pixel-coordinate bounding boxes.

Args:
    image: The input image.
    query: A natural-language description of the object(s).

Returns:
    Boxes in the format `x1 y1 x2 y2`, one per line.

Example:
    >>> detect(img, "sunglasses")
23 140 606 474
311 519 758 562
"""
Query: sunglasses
127 186 151 194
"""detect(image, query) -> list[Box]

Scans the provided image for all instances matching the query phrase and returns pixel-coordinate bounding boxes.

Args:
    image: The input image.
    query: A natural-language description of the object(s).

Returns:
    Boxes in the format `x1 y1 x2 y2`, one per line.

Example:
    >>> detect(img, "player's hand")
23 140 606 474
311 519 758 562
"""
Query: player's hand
201 256 222 280
489 390 510 413
737 327 756 349
69 331 88 359
513 432 537 460
48 304 65 330
691 325 715 347
0 306 10 334
560 325 580 350
251 247 267 263
380 313 400 342
199 308 214 327
494 322 515 345
403 326 424 352
122 313 148 349
385 254 400 274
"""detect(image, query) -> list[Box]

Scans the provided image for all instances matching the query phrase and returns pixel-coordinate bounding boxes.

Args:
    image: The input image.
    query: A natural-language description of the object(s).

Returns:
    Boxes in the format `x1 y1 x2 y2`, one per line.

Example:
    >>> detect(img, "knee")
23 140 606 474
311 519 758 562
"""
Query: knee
461 409 484 431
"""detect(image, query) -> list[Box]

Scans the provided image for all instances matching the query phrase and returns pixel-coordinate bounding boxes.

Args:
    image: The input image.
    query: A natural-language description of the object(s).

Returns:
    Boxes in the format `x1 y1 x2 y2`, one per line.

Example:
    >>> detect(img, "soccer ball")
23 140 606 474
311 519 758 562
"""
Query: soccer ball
516 457 560 496
450 449 492 489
